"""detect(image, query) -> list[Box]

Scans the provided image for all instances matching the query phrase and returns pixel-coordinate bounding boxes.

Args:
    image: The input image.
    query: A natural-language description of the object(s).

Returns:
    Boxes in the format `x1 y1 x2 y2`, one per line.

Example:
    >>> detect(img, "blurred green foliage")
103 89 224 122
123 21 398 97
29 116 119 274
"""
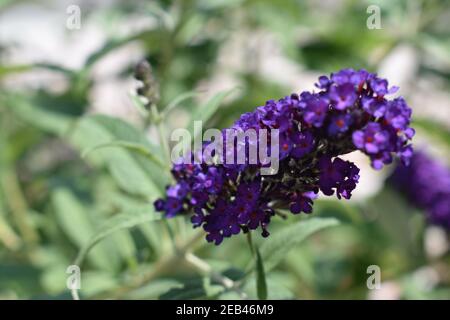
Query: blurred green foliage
0 0 449 299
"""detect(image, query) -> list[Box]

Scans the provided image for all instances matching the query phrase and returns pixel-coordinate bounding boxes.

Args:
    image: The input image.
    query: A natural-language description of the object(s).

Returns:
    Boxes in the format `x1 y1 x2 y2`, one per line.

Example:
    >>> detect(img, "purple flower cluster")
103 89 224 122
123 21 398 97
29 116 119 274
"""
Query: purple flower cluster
155 69 414 244
389 152 450 230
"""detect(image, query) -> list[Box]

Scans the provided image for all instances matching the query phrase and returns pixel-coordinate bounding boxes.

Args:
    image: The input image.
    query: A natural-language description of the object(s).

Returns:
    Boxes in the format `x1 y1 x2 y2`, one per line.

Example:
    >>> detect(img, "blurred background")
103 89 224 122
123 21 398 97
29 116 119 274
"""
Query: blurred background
0 0 449 299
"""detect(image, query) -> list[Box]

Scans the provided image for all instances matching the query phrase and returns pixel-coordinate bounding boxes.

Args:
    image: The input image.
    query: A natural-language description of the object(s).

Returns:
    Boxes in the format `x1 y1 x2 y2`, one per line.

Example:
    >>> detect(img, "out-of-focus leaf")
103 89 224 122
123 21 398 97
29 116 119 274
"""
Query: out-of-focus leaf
162 90 199 118
83 30 158 69
0 0 15 9
40 265 67 294
0 214 21 250
413 118 450 148
0 94 72 135
94 188 163 255
52 188 116 271
313 199 363 224
187 88 239 143
129 93 149 117
0 64 31 77
70 115 168 197
258 217 340 271
159 277 223 300
124 279 182 299
368 188 424 258
52 189 92 248
146 1 179 31
197 0 244 10
0 263 42 297
82 140 167 170
0 63 75 78
84 38 136 69
79 271 118 297
419 35 450 70
34 247 71 295
74 208 161 268
111 230 137 268
243 274 294 300
214 76 285 128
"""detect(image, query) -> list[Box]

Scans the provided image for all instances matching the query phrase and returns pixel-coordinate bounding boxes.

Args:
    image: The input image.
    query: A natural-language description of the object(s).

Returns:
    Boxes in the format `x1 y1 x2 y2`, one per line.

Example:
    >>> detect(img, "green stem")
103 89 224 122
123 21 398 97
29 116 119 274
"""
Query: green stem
247 231 268 300
246 231 255 255
184 252 248 299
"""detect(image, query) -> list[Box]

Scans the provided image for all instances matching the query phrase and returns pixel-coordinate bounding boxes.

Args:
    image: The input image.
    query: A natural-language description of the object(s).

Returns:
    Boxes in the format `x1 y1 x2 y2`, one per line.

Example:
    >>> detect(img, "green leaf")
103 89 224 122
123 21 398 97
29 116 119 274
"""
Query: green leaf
0 63 74 78
0 64 31 77
0 94 72 135
110 230 137 267
255 247 267 300
0 0 16 9
78 271 119 297
259 217 340 271
0 263 42 297
413 118 450 148
82 140 167 170
186 88 239 143
419 35 450 70
242 274 295 300
129 93 149 117
162 90 200 118
74 208 161 268
368 188 423 257
159 277 223 300
84 38 137 69
52 188 117 271
83 30 158 69
124 279 182 299
70 115 169 197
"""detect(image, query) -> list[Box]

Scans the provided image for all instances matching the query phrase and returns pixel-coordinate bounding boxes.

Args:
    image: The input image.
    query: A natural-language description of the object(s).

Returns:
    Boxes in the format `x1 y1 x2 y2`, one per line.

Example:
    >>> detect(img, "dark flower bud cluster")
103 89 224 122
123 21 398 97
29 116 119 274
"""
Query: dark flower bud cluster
389 151 450 230
155 69 414 244
134 60 160 108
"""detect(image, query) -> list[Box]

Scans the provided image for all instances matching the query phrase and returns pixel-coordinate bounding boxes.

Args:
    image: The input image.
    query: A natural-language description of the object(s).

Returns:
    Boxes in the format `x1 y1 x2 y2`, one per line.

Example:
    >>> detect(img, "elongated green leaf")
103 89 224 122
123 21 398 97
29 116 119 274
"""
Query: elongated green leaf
74 208 161 267
124 279 182 299
162 91 200 118
0 94 72 135
255 247 267 300
82 140 167 170
52 189 92 248
159 277 223 300
0 214 21 250
369 188 423 257
413 118 450 148
70 115 169 197
52 188 117 271
419 35 450 69
77 271 118 297
0 63 74 78
83 30 158 69
84 38 137 69
242 274 294 300
187 88 239 142
110 230 137 267
259 217 340 271
0 64 31 77
129 93 149 117
0 263 41 296
0 0 15 9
